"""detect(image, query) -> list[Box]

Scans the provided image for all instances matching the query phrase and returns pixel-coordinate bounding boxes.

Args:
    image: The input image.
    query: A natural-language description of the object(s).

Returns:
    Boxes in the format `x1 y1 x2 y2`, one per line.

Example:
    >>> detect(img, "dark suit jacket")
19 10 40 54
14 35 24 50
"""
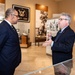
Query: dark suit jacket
51 26 75 65
0 20 21 71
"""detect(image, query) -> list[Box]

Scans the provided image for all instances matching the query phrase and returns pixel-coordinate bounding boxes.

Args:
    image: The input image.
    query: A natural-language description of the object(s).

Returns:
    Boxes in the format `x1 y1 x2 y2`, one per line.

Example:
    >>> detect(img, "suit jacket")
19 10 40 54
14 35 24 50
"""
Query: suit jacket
51 26 75 64
0 20 21 71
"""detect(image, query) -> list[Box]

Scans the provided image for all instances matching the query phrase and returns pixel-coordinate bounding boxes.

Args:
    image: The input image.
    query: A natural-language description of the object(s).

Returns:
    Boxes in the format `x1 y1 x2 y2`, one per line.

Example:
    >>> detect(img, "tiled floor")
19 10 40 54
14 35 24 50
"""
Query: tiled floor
14 44 75 75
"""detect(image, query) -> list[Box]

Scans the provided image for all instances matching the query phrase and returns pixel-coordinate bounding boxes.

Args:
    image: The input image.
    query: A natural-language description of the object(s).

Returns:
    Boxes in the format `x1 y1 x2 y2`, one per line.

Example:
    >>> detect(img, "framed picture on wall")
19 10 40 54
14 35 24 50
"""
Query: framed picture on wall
12 4 30 22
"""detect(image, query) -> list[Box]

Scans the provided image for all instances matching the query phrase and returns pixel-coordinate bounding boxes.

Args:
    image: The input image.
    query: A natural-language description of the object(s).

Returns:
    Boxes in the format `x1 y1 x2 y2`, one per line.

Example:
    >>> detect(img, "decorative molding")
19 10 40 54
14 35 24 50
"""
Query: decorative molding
35 4 48 12
54 0 63 2
0 0 5 3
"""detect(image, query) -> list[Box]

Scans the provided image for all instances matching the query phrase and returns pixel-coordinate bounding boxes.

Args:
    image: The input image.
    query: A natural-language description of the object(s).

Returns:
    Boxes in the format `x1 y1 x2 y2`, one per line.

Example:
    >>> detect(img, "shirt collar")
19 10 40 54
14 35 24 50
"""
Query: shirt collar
4 19 12 26
61 25 69 32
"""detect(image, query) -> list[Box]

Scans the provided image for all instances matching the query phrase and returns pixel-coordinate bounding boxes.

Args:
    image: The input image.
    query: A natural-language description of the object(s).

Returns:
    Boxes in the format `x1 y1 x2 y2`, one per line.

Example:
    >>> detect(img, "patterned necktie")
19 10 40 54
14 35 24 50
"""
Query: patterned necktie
54 30 62 42
11 25 16 32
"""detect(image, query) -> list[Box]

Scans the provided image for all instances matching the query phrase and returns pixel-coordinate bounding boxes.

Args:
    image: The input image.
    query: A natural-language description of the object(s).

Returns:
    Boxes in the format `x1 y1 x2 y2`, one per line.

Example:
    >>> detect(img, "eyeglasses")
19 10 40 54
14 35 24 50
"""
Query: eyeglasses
59 18 68 21
11 14 19 18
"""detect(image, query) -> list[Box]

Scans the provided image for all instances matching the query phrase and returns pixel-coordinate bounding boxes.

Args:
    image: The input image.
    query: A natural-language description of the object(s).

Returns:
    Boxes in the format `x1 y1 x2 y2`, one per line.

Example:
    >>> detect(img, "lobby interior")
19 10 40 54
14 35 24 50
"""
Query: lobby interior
0 0 75 75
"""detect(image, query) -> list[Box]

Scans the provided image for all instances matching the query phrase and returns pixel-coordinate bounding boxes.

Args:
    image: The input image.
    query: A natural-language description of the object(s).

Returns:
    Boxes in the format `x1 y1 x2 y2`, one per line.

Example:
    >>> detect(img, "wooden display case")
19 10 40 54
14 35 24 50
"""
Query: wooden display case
20 35 31 48
35 36 46 46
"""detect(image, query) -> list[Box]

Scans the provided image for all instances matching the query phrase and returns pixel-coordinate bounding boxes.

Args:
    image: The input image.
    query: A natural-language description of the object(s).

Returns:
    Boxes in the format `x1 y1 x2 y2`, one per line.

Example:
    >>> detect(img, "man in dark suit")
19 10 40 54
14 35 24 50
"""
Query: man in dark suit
0 8 21 75
43 13 75 75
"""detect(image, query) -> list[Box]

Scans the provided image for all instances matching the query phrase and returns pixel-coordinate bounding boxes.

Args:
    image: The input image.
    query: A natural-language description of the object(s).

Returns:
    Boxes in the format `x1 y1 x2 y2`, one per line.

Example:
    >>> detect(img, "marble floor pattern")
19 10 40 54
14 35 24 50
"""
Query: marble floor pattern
14 44 75 75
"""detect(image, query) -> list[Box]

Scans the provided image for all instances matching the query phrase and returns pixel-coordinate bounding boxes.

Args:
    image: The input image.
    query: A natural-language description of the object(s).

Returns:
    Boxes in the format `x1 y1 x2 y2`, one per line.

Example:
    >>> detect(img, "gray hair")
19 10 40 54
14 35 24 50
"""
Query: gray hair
60 13 71 24
5 8 16 18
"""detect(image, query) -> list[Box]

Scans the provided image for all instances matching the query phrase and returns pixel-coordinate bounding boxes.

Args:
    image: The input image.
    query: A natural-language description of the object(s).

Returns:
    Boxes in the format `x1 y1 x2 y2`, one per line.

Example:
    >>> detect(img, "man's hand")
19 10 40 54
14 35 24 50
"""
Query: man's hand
42 38 53 46
46 32 52 40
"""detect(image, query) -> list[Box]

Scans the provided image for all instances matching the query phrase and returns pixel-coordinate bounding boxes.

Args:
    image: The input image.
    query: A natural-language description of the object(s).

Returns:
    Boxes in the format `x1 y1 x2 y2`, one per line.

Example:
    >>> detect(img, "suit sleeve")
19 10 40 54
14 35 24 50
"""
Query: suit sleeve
0 30 9 51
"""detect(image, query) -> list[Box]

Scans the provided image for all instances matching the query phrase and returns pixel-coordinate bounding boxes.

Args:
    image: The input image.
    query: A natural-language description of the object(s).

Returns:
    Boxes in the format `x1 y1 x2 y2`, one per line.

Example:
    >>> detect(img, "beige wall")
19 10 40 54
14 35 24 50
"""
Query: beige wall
5 0 58 43
58 0 75 31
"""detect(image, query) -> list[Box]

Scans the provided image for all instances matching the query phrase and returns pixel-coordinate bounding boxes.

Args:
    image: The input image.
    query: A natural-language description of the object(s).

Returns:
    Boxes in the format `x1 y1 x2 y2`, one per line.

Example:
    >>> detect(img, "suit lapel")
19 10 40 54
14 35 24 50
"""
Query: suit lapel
55 26 70 42
3 20 18 36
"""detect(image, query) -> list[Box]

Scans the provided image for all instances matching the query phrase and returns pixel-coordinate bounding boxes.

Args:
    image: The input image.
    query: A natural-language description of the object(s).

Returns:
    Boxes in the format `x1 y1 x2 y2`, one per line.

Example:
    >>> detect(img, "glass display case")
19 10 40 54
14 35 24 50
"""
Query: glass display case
45 18 59 55
15 58 75 75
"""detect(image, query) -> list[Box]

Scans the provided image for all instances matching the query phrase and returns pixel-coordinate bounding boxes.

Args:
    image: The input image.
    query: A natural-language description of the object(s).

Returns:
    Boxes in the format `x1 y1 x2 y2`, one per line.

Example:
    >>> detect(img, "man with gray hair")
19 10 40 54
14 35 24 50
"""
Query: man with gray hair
43 13 75 75
0 8 21 75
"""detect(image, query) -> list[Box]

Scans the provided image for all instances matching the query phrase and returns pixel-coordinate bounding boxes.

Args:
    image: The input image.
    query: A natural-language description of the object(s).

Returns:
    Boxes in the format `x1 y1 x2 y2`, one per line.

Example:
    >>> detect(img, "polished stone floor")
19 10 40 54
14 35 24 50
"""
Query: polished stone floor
14 44 75 75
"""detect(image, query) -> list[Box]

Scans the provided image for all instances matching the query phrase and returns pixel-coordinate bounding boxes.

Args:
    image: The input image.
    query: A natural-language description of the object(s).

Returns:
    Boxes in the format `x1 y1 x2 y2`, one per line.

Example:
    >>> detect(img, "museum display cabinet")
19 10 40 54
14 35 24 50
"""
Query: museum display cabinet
20 35 31 48
35 36 46 46
46 18 59 55
35 28 46 46
15 58 75 75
